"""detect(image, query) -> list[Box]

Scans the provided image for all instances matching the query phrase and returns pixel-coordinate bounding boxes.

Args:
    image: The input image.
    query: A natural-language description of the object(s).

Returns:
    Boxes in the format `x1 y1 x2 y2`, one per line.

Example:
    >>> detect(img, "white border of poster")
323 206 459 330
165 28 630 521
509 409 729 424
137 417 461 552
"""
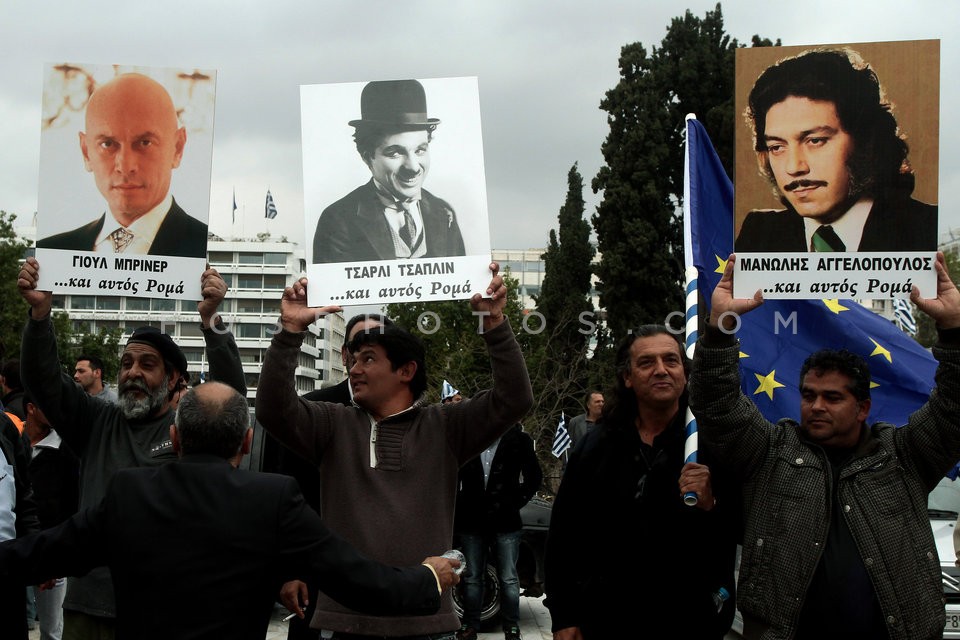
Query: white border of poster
35 62 216 300
301 76 491 307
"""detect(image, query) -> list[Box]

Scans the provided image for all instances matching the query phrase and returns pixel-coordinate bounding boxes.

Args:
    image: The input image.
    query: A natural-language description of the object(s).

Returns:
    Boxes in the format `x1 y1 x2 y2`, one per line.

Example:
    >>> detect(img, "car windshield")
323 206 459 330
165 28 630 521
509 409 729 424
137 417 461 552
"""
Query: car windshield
928 476 960 519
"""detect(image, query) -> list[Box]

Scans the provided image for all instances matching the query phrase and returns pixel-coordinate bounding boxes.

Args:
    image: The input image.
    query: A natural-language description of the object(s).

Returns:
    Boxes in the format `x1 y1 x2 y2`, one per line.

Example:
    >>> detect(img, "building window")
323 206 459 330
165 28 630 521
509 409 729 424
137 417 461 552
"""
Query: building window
237 275 261 289
96 296 121 311
125 298 151 311
71 295 96 310
504 261 523 274
152 299 176 312
236 324 263 339
263 275 286 290
180 324 203 338
238 253 263 265
208 251 232 264
182 348 204 362
239 349 260 364
264 253 287 265
262 300 280 315
237 299 261 314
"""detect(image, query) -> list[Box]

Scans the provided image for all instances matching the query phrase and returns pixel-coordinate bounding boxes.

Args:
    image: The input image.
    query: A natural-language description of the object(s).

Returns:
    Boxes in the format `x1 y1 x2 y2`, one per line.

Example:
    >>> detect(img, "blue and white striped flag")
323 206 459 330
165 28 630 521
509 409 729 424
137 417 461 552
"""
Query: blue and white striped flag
552 413 571 458
893 298 917 335
440 379 460 402
265 190 278 219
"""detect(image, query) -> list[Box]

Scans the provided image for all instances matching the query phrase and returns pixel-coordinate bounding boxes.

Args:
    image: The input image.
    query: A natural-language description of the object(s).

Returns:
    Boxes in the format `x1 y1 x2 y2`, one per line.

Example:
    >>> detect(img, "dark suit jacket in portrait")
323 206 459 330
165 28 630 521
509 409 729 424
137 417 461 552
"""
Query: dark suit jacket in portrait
37 198 209 259
0 455 440 640
735 196 937 253
313 180 466 263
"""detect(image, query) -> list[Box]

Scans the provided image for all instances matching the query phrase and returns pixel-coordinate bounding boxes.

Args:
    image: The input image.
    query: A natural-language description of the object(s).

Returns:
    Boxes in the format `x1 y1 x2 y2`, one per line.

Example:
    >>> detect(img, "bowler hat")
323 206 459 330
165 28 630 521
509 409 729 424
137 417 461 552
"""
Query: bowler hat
348 79 440 128
126 326 188 378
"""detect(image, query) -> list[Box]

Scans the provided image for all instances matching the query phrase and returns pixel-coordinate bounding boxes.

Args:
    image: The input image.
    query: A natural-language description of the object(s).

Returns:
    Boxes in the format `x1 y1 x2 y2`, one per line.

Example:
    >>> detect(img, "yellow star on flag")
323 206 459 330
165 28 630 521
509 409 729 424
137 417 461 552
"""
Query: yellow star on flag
739 350 749 359
714 255 727 274
869 338 892 363
870 381 880 389
822 299 850 314
754 370 785 400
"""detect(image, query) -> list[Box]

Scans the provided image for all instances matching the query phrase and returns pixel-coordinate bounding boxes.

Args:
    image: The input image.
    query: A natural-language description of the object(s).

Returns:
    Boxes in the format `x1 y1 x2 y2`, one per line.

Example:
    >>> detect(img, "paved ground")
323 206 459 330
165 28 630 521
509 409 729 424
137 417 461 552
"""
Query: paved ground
263 596 553 640
31 596 738 638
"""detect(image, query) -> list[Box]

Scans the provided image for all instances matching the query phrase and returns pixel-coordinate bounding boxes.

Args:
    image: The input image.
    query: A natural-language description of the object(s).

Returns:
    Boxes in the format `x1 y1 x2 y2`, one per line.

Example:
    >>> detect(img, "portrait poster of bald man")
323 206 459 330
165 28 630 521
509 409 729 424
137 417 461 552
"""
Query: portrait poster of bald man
35 62 216 300
301 76 492 307
732 40 939 300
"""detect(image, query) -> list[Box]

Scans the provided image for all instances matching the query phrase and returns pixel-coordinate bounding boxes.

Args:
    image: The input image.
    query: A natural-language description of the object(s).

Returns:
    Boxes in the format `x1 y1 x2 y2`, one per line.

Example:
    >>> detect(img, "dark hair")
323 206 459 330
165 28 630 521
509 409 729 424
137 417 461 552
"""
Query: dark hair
348 324 427 399
353 124 434 163
799 349 871 402
602 325 687 425
76 354 105 373
175 386 250 458
583 390 603 407
1 359 22 391
343 313 393 347
747 48 913 198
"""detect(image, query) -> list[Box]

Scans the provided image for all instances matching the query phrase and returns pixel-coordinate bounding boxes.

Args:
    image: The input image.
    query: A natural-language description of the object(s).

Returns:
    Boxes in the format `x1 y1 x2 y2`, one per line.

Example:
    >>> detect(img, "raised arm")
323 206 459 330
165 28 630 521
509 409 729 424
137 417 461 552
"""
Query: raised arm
689 254 773 478
446 264 534 461
197 267 246 396
897 252 960 487
18 258 103 451
254 278 342 458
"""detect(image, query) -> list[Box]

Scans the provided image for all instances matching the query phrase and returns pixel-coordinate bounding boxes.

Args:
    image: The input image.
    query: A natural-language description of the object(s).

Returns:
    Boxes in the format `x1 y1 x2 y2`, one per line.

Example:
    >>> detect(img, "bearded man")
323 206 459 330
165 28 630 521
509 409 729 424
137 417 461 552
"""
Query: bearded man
16 255 246 640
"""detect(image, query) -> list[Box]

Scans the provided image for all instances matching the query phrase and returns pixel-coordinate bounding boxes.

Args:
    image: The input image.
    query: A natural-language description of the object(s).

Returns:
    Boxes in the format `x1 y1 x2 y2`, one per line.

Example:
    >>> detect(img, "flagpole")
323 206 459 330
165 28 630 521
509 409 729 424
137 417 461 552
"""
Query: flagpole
682 114 700 507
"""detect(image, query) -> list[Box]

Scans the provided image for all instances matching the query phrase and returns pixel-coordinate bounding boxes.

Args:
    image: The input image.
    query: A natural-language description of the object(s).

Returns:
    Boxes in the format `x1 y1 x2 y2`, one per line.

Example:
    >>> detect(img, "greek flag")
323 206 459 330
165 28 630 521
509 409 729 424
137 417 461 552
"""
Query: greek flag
552 413 571 458
893 298 917 335
440 380 460 402
265 190 278 219
232 188 237 223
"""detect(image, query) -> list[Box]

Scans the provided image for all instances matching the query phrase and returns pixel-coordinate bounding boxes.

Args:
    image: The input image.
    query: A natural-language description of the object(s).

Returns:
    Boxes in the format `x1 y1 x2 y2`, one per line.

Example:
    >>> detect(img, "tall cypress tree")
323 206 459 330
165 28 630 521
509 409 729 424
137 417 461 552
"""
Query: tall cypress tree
592 3 777 341
532 163 596 419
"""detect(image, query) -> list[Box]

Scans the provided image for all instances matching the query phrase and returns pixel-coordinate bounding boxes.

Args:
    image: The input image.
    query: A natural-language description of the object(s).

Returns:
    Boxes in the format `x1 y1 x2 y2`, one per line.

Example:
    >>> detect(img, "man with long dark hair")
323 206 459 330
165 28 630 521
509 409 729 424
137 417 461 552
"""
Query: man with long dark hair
545 326 737 639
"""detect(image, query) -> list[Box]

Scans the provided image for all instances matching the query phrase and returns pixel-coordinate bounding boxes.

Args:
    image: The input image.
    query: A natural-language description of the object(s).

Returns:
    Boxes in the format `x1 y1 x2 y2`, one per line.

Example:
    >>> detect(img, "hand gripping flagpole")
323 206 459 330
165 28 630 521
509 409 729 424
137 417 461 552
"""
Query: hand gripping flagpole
682 114 700 507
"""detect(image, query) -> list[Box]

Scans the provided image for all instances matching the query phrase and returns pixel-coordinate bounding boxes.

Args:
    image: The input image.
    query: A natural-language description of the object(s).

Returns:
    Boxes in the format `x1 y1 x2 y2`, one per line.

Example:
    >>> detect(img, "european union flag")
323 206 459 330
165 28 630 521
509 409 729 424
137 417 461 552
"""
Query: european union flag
685 117 936 426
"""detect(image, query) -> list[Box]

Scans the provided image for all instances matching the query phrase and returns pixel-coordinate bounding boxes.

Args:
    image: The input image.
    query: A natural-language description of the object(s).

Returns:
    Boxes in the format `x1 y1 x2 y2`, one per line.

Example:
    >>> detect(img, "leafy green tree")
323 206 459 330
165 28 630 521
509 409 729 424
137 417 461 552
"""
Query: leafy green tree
0 211 32 362
592 3 778 342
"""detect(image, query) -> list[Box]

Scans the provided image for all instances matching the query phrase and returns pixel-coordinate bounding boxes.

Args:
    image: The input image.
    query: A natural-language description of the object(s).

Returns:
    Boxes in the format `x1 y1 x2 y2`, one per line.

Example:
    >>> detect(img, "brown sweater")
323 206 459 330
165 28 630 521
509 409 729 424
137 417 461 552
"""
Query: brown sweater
255 319 533 635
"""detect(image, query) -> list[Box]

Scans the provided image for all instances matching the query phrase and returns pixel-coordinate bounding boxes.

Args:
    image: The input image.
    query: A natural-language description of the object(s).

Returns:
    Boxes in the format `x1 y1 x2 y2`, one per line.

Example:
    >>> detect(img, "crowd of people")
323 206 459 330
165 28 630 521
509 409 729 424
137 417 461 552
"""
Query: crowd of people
0 251 957 640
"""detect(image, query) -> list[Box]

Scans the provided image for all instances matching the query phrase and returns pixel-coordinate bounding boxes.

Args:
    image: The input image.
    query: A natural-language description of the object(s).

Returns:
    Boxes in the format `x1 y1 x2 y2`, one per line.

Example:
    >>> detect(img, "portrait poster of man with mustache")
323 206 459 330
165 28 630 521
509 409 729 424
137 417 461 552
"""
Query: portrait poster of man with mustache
301 76 492 307
732 40 939 300
35 62 216 300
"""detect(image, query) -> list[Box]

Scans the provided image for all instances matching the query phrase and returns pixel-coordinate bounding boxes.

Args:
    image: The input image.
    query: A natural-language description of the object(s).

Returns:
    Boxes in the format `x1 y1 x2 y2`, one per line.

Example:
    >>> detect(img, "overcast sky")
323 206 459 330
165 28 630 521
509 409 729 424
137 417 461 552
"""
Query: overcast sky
1 0 956 251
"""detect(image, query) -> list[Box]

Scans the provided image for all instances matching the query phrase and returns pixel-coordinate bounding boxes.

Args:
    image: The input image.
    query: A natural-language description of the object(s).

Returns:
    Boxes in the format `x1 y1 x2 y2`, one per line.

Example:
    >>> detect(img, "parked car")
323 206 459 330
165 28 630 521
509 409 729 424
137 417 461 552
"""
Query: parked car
451 496 551 627
929 477 960 638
